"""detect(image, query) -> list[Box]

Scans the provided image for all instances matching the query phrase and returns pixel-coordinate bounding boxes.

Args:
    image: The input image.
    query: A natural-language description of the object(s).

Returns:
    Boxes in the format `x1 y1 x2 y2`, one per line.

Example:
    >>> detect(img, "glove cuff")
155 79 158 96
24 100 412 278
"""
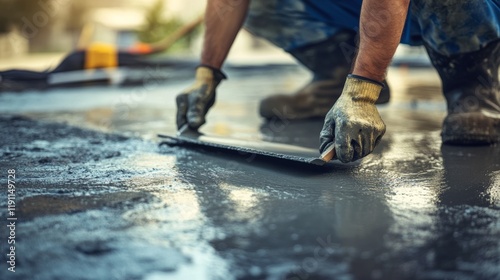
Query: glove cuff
343 75 383 103
347 74 384 88
197 65 227 82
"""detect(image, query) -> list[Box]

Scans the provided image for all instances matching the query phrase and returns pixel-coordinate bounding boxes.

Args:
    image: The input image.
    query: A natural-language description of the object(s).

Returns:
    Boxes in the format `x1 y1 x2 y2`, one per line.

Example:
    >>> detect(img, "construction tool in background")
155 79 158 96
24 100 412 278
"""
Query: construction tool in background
1 15 204 91
77 15 204 55
50 14 205 86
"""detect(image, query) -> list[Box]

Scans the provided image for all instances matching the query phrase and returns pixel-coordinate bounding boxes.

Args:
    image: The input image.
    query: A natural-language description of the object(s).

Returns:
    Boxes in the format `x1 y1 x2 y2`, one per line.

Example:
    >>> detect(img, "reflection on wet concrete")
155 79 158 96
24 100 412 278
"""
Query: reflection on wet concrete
440 145 499 207
18 192 152 220
0 66 499 279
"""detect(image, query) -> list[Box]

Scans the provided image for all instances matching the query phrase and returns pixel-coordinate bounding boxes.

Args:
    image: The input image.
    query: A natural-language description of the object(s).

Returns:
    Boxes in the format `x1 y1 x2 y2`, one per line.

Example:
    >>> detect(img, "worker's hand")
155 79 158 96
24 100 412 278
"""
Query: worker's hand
319 75 386 163
176 66 226 130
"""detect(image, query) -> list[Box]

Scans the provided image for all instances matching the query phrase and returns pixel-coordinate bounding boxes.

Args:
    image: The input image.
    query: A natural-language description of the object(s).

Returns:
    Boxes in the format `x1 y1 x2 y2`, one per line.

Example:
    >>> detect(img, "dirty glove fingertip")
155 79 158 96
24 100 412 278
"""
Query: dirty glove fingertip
176 94 189 130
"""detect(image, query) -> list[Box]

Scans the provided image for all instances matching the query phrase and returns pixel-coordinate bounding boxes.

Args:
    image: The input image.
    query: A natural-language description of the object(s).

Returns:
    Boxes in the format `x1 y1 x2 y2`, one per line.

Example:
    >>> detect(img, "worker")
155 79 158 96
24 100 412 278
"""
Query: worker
176 0 499 163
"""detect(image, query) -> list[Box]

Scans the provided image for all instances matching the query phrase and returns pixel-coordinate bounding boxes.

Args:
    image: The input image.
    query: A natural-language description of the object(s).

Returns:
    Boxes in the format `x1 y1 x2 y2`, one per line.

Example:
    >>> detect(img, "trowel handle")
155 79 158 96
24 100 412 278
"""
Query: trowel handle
320 145 336 162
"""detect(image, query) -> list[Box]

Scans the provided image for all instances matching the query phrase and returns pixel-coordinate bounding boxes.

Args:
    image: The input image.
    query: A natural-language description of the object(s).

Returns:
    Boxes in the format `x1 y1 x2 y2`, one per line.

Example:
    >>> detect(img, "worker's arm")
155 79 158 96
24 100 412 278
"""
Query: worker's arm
319 0 410 163
352 0 410 82
202 0 250 69
176 0 250 130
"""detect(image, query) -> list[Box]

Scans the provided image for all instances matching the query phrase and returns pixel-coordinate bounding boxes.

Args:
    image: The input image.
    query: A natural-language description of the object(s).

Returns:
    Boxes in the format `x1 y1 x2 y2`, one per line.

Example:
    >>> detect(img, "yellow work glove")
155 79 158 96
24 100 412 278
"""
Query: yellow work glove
176 66 226 130
319 75 386 163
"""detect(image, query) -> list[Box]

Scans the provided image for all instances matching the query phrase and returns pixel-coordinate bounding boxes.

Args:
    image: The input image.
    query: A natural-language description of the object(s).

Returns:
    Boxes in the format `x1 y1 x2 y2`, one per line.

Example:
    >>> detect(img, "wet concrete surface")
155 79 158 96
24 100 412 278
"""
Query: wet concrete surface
0 64 499 280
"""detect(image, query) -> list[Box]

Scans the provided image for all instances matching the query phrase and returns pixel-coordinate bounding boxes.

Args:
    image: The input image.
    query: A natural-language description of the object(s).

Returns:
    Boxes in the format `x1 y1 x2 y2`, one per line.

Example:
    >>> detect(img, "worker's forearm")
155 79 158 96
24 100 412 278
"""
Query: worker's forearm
201 0 250 69
352 0 410 82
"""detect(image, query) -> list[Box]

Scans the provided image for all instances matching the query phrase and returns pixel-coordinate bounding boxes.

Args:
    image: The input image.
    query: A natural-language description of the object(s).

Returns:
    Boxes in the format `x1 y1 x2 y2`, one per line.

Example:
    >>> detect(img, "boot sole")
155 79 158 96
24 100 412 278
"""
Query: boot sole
442 112 500 145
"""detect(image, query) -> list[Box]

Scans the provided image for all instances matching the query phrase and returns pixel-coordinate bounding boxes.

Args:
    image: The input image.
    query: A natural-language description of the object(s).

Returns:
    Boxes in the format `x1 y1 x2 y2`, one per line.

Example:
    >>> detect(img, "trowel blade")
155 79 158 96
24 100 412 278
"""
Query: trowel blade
158 129 327 166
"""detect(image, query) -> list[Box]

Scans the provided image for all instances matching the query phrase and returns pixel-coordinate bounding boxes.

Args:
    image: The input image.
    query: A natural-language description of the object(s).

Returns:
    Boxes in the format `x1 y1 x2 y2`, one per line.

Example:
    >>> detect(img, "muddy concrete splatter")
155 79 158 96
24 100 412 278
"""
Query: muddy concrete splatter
0 65 499 280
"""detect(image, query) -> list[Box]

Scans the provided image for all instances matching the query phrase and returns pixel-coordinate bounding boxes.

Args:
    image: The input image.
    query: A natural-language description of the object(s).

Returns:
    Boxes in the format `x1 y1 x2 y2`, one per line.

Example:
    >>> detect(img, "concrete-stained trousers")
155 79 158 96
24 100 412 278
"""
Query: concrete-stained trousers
244 0 500 56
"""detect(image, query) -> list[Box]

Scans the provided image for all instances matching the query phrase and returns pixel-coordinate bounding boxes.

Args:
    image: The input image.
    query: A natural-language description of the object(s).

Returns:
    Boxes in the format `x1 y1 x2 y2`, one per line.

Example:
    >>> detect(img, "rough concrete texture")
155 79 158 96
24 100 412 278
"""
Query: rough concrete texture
0 65 499 280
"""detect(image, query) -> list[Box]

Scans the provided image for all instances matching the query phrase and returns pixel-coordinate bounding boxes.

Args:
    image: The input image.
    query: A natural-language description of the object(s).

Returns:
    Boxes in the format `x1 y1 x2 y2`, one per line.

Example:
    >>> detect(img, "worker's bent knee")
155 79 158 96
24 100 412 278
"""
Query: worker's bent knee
412 0 500 55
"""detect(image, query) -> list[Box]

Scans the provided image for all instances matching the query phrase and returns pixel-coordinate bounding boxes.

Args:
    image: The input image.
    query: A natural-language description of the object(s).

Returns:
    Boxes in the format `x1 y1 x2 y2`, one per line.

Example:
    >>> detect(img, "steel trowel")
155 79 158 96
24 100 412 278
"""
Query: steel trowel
159 126 335 166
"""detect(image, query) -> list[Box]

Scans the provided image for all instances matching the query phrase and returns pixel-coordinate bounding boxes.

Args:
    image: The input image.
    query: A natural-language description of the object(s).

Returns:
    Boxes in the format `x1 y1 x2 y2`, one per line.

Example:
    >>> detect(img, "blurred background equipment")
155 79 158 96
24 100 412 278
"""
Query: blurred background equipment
0 0 207 91
0 0 206 57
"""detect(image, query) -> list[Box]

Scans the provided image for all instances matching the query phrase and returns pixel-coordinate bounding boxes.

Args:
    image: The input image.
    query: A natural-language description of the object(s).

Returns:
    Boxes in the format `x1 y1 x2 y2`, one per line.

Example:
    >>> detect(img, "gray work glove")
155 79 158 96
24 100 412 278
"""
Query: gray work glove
319 75 386 163
176 66 226 130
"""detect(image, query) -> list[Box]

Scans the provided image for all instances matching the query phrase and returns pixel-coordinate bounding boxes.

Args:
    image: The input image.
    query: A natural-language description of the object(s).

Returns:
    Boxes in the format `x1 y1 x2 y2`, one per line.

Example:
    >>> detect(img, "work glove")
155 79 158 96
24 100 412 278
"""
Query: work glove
176 66 227 130
319 74 386 163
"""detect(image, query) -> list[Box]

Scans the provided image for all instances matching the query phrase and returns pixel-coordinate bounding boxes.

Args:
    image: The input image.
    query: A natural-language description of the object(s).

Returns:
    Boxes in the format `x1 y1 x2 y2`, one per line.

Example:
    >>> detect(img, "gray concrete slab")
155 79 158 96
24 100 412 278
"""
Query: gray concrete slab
0 65 499 280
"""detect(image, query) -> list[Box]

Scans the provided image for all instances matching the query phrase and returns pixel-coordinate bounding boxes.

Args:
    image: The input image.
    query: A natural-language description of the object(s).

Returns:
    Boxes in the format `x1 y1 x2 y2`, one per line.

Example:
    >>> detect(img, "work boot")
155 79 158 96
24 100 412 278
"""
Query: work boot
426 40 500 145
259 30 391 120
